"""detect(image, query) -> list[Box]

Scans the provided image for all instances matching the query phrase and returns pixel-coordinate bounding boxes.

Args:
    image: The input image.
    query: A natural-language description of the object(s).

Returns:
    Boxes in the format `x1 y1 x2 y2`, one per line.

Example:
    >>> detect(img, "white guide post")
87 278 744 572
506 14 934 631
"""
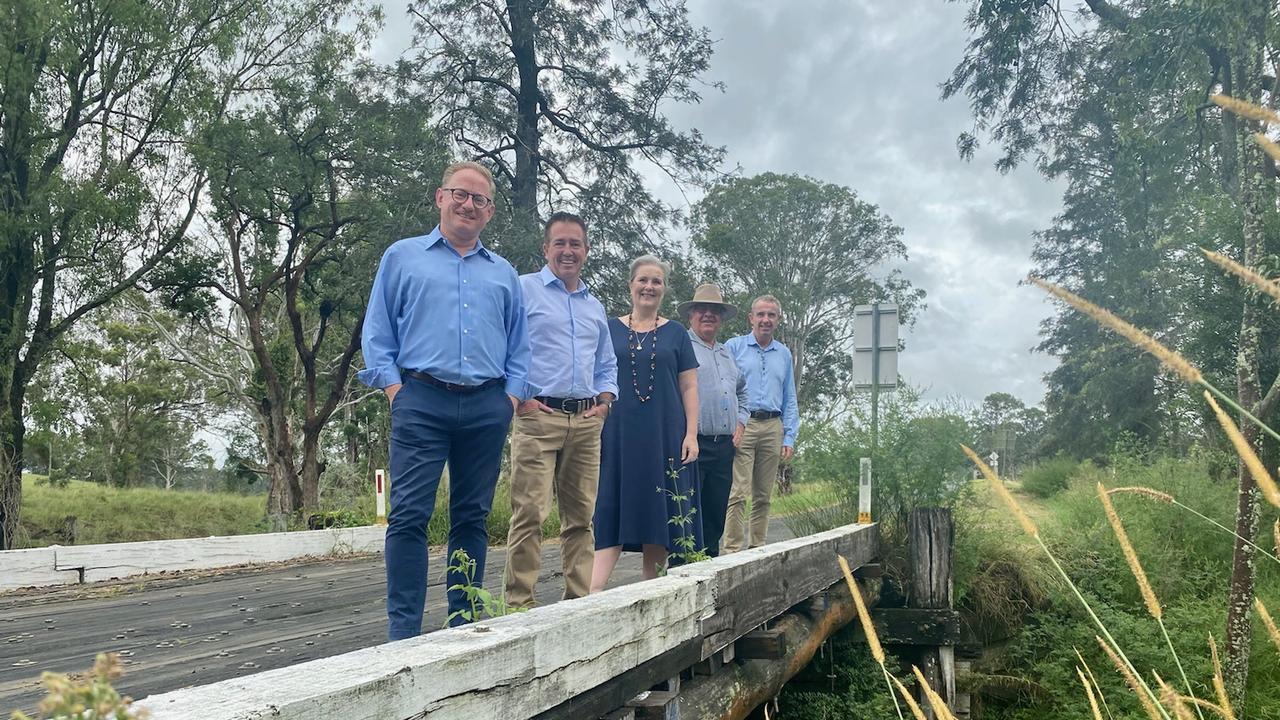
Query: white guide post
858 457 872 524
375 468 388 525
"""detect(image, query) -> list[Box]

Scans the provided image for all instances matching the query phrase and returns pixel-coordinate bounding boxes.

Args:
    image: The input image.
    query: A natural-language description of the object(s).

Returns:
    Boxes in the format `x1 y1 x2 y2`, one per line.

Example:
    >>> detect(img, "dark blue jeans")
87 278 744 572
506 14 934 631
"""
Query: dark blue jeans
386 377 513 640
696 434 736 558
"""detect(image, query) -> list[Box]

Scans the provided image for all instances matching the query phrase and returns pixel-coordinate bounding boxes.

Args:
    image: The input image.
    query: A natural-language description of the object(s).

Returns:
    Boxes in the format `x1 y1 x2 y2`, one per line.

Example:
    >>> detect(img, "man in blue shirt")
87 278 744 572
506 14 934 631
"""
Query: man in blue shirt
723 295 800 553
503 212 618 607
359 161 534 640
679 283 748 557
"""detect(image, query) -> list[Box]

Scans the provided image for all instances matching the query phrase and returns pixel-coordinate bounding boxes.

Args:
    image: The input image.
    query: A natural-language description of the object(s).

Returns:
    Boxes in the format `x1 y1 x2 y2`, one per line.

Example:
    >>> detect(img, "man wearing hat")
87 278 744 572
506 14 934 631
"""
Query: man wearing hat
679 283 748 557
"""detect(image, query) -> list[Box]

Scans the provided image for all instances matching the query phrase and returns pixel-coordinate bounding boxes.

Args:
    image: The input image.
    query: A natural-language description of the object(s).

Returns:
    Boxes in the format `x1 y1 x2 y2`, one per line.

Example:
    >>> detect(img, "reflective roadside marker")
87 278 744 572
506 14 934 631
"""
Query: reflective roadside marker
375 469 388 525
858 457 872 524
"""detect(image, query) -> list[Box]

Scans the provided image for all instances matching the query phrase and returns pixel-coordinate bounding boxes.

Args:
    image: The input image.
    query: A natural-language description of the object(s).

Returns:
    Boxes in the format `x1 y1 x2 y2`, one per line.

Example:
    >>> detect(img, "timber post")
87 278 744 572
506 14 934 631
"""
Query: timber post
908 507 956 717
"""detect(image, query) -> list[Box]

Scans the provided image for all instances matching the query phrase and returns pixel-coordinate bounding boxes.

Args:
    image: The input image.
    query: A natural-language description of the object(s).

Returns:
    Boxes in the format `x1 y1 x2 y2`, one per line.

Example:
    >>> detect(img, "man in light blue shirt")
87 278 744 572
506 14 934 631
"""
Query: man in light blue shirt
722 295 800 552
359 161 534 640
679 283 748 557
503 212 617 607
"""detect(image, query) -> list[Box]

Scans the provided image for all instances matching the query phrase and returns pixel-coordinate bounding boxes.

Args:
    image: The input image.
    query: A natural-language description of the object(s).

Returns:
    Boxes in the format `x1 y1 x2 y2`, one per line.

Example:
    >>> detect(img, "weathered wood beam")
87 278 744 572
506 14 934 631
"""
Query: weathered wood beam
137 523 878 720
676 577 876 719
867 608 961 646
735 629 788 659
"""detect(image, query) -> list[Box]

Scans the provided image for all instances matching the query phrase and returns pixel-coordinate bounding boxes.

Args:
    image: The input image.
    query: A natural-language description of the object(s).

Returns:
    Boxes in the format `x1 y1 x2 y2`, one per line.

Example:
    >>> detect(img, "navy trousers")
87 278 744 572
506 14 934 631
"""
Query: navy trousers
696 435 736 558
386 377 513 640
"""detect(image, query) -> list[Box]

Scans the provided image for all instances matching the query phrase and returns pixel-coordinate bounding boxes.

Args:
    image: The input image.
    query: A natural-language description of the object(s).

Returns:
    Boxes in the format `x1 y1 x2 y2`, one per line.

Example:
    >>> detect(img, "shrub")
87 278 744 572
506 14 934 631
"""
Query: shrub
1019 456 1078 498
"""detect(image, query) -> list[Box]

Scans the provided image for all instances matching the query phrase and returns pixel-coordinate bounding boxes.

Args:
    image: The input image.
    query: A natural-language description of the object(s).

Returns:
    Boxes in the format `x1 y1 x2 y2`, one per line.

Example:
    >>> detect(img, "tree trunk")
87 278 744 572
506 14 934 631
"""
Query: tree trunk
300 429 324 511
0 401 24 550
507 0 542 215
1223 138 1269 706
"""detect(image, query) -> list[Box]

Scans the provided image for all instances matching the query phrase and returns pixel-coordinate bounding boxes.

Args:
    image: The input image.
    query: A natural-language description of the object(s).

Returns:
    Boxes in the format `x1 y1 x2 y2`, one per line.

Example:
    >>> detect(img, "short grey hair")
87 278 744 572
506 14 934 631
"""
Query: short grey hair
750 294 783 316
629 254 672 281
441 161 496 197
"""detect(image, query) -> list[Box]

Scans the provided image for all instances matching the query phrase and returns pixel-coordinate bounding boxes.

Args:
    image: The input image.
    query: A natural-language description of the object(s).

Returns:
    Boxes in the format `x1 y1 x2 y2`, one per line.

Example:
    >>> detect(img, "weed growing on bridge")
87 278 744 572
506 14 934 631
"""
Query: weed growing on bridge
444 549 524 626
659 459 709 571
11 652 147 720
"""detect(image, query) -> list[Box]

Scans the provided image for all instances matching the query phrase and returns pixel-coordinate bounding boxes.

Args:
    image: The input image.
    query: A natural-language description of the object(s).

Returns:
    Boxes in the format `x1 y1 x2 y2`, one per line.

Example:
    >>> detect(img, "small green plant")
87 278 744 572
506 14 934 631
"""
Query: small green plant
1020 456 1078 498
444 548 525 626
12 652 148 719
658 459 710 571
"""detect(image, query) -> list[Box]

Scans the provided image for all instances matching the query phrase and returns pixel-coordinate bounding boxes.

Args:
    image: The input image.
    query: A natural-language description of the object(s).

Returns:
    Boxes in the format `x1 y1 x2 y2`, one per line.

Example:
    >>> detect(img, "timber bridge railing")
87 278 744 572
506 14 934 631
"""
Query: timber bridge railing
136 522 881 720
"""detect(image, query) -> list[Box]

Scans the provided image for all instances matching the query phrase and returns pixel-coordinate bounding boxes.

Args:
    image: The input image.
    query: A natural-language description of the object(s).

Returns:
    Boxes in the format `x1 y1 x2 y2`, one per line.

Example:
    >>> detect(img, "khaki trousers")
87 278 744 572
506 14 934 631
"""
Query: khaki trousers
721 417 783 553
503 409 604 607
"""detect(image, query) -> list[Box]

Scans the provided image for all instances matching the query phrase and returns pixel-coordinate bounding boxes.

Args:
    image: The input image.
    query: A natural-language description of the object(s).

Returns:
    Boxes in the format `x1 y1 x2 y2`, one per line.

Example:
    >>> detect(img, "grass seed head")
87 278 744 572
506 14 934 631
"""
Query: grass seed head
839 554 884 664
962 444 1038 536
1097 483 1162 620
1203 391 1280 507
1200 247 1280 305
1210 94 1280 124
1108 486 1175 503
1208 635 1236 720
1029 278 1203 385
1077 666 1104 720
1256 598 1280 652
1097 635 1162 720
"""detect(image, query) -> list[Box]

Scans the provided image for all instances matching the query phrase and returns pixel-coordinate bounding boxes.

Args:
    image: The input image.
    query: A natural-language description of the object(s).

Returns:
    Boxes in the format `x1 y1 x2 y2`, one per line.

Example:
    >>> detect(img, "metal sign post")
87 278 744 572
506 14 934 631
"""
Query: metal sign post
853 304 900 525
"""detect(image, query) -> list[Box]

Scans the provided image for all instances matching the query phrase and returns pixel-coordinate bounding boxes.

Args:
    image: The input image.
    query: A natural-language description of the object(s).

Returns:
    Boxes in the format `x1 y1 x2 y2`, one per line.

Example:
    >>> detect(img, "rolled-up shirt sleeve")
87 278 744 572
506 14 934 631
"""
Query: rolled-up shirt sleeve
357 246 403 390
503 270 536 401
593 314 620 397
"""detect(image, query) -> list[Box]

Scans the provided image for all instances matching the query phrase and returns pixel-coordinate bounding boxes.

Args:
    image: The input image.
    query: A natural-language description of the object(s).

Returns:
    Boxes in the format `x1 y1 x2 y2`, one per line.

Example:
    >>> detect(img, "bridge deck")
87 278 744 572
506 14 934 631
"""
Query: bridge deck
1 521 794 714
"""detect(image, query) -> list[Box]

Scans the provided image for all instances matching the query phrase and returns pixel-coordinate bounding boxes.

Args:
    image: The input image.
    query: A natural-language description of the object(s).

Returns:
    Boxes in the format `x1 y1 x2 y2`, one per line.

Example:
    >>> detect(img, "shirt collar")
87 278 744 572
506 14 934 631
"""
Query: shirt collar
688 328 720 351
538 264 589 296
744 334 777 351
428 225 494 262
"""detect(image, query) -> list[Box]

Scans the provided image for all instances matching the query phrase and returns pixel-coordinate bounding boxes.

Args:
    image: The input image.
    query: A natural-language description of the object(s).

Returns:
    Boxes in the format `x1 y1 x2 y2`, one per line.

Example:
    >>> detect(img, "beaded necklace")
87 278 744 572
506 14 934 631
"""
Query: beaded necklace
626 314 659 403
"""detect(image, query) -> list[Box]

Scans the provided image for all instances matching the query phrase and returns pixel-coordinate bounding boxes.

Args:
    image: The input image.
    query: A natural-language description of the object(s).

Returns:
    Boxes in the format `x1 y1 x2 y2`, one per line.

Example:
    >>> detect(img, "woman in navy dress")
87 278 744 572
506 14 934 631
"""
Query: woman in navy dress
591 255 701 589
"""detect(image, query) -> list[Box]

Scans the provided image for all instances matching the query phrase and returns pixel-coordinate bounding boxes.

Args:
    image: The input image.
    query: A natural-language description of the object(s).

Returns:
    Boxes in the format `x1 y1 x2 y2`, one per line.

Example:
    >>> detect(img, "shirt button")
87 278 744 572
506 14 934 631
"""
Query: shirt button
463 303 469 308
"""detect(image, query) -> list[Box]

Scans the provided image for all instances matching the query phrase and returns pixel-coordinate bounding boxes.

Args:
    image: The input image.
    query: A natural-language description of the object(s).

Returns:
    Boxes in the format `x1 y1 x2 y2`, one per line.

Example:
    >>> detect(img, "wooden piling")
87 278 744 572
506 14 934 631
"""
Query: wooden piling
908 507 956 717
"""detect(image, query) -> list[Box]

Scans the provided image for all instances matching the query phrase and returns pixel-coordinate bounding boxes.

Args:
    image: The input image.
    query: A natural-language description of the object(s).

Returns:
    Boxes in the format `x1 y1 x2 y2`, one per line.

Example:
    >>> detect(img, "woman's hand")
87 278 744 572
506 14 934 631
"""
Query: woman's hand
681 433 699 464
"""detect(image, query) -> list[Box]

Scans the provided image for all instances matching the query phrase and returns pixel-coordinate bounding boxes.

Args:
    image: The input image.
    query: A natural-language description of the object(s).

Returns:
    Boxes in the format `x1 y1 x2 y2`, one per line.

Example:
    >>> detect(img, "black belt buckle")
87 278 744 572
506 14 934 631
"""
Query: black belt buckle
538 396 595 413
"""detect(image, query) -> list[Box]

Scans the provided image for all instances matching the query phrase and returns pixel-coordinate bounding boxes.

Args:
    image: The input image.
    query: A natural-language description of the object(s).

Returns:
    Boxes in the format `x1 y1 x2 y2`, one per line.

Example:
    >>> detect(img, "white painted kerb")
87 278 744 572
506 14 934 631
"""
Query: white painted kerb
0 525 386 590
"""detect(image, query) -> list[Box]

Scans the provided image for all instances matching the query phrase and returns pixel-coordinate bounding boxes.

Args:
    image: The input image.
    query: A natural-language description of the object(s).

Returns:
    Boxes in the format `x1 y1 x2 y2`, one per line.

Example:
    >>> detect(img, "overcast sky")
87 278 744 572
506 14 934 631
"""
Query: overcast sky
371 0 1063 408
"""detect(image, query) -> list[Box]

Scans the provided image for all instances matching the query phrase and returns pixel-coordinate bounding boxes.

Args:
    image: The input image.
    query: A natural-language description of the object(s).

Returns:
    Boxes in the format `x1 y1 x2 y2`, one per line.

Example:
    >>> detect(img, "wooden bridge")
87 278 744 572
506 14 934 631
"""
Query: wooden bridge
1 520 917 719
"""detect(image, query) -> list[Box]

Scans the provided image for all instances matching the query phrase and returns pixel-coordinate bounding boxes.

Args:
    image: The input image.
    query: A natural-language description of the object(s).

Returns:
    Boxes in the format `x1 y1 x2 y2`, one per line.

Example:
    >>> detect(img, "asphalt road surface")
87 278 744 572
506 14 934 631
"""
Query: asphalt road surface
1 520 793 714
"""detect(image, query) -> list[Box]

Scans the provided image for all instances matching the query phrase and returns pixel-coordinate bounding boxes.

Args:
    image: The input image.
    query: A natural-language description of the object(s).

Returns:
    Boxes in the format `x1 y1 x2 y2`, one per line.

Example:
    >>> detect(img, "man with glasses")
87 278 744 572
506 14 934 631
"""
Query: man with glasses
360 161 534 640
503 212 617 607
678 283 747 557
723 295 799 553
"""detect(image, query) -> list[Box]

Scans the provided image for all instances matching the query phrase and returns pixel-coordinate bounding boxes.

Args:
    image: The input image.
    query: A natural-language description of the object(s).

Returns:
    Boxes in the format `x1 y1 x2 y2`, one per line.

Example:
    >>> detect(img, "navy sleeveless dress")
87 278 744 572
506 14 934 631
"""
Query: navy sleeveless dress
594 318 703 553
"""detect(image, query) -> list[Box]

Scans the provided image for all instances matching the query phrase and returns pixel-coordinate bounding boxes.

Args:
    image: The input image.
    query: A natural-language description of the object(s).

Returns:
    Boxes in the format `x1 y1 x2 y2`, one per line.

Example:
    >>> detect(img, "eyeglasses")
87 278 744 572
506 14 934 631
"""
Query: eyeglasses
442 187 493 209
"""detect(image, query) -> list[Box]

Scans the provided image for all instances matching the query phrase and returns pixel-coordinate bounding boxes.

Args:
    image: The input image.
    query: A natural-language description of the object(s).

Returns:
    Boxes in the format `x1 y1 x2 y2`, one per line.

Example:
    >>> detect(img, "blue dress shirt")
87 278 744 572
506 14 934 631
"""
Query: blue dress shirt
358 226 535 400
725 334 800 447
689 329 749 436
521 266 619 399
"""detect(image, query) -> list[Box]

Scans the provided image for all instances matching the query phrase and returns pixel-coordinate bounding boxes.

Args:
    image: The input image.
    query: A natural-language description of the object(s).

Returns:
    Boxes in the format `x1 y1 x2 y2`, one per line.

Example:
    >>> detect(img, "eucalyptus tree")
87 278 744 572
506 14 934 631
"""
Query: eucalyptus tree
689 172 924 414
409 0 726 299
945 0 1278 701
0 0 267 549
157 16 447 523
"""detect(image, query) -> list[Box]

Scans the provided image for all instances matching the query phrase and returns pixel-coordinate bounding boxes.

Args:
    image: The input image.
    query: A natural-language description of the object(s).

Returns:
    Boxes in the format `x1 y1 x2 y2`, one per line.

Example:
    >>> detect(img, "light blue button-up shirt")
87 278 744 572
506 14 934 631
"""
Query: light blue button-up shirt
725 334 800 447
689 329 749 436
357 226 535 400
521 266 618 399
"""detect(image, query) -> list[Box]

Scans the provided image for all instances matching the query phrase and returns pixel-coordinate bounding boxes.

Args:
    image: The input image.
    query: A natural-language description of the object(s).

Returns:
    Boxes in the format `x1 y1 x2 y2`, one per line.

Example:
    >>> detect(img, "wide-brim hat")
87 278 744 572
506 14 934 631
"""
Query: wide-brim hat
677 283 737 321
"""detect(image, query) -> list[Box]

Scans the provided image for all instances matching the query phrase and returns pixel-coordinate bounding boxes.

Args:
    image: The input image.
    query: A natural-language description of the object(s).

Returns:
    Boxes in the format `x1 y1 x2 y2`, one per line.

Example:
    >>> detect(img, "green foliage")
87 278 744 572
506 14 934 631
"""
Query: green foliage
976 453 1280 717
659 459 710 569
788 386 978 541
777 628 902 718
1019 457 1080 499
444 548 524 626
689 172 923 409
17 476 264 549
